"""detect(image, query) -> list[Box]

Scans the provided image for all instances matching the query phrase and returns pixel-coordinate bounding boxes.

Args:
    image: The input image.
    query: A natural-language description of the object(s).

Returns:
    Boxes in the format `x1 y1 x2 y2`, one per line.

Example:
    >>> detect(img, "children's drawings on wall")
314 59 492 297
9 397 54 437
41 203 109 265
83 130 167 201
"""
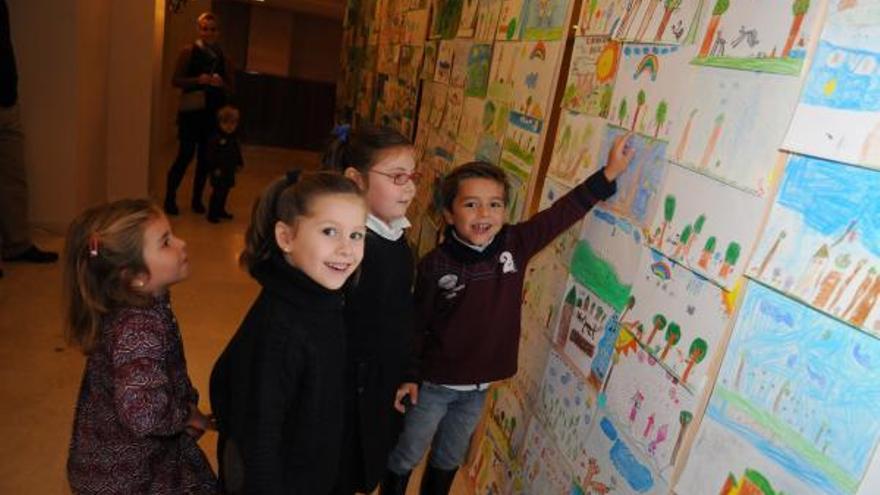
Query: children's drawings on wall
500 110 543 175
497 0 525 40
468 425 519 494
442 88 465 136
489 382 531 456
597 126 668 229
613 0 703 45
520 419 576 494
475 98 511 163
603 344 697 482
520 0 573 41
556 278 622 392
434 40 455 83
783 3 880 169
748 154 880 336
610 43 690 140
667 67 802 196
523 243 571 340
465 44 493 96
450 39 474 87
577 0 627 37
403 8 430 44
562 36 619 118
421 40 439 79
457 96 487 151
474 0 504 42
690 0 820 76
571 207 644 312
547 111 606 188
431 0 464 39
398 45 424 83
488 40 563 119
457 0 481 37
622 249 733 393
536 350 599 473
537 175 571 212
677 283 880 495
582 414 668 494
647 163 766 290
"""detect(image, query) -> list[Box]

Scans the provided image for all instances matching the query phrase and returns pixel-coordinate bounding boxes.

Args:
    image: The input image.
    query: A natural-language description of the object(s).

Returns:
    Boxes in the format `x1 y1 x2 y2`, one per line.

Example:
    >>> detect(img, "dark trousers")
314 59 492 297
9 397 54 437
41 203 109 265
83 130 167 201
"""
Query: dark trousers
208 185 230 218
165 139 210 207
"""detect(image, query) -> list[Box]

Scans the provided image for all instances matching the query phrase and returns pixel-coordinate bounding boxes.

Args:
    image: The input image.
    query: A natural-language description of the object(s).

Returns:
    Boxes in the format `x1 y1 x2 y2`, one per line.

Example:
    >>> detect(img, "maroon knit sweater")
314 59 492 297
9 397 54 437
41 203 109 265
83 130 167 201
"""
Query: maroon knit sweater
412 170 616 385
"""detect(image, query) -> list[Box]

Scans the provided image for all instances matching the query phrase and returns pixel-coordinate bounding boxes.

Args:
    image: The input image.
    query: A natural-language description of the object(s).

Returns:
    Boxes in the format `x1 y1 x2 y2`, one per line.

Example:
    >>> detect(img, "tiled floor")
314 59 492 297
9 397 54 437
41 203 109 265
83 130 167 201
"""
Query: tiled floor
0 146 469 494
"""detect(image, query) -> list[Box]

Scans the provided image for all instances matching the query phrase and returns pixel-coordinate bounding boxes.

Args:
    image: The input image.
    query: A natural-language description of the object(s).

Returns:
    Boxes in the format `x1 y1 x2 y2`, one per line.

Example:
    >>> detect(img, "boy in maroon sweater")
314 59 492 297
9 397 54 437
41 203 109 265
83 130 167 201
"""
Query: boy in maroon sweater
381 134 634 495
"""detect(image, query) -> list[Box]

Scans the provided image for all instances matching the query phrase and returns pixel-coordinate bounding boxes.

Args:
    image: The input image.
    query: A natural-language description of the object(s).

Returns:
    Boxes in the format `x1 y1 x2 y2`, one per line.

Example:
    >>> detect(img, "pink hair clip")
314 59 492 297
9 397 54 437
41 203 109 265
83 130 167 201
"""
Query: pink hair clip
88 234 100 257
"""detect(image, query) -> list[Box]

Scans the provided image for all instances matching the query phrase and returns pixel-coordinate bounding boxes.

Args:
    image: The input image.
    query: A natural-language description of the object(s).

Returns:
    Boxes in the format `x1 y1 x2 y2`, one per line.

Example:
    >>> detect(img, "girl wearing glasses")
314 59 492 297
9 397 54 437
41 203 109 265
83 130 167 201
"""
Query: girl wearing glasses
322 125 420 495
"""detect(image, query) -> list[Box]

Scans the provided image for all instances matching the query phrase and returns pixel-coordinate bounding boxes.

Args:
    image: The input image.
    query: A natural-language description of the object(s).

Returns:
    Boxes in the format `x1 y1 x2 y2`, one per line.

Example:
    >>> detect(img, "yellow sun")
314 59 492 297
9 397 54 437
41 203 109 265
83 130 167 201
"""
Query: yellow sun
596 43 619 83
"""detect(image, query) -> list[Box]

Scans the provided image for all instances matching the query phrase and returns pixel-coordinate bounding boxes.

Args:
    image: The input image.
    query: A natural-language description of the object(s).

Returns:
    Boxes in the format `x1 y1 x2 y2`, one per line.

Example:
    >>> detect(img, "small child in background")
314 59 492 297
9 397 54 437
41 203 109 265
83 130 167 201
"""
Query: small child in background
322 124 420 495
382 134 635 495
64 199 217 494
206 105 243 223
210 171 368 494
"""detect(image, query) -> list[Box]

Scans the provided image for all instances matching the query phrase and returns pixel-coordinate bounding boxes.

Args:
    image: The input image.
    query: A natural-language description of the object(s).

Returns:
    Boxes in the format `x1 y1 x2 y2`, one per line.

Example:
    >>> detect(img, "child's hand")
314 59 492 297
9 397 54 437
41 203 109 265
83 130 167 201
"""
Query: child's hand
603 132 636 182
197 73 213 85
185 404 211 439
209 74 224 87
394 382 419 413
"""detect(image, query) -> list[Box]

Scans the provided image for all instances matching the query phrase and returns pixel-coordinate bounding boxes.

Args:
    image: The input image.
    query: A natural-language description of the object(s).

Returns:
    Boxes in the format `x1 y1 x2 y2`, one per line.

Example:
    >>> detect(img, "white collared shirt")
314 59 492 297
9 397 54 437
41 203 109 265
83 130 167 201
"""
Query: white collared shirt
451 229 495 252
366 214 411 241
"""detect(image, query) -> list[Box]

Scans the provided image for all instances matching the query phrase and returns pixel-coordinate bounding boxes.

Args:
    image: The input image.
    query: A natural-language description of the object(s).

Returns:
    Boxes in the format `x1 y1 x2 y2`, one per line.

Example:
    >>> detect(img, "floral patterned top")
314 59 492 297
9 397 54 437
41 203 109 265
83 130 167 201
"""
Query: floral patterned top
67 295 217 494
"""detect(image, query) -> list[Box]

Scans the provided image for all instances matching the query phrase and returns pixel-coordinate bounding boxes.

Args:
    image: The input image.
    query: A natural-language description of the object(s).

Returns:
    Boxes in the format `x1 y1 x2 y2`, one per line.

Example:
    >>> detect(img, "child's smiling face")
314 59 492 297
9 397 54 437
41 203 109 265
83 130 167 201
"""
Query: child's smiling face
443 177 506 247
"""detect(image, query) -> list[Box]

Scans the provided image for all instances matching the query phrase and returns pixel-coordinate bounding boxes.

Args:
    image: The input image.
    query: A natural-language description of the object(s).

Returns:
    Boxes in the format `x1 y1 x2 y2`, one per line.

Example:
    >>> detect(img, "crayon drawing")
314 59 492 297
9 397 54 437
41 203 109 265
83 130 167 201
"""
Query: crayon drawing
748 154 880 336
783 2 880 169
465 43 493 97
403 8 430 45
421 40 439 79
647 163 766 290
537 350 599 472
497 0 525 40
547 111 606 188
691 0 821 76
475 98 511 163
520 0 573 41
561 36 619 118
571 207 645 312
520 420 576 494
431 0 464 39
500 110 543 174
522 242 572 340
581 414 669 494
449 39 474 87
677 283 880 495
488 40 564 118
613 0 703 45
666 66 802 196
489 382 531 456
468 426 519 495
621 249 733 393
596 125 669 229
577 0 627 37
458 0 481 37
434 40 455 83
475 0 504 42
397 45 424 84
609 43 691 140
456 96 487 152
537 175 571 212
603 344 697 481
556 277 622 391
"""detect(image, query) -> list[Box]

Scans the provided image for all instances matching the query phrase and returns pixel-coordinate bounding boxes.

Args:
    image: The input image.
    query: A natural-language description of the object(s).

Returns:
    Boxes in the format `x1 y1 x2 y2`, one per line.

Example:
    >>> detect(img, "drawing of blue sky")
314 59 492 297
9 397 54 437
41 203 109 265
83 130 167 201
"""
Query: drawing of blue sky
716 283 880 479
775 155 880 258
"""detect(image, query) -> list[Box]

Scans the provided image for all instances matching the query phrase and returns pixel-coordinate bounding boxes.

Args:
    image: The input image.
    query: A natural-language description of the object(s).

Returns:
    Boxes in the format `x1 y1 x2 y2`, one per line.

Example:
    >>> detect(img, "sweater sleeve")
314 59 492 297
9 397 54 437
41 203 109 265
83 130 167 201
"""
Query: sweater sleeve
404 259 437 383
510 169 616 260
109 312 190 438
246 330 305 495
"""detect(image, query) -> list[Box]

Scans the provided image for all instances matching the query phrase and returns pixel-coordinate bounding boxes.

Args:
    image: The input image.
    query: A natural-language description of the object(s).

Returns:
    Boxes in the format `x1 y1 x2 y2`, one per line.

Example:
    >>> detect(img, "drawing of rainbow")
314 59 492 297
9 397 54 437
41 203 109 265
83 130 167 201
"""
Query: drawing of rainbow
634 54 658 81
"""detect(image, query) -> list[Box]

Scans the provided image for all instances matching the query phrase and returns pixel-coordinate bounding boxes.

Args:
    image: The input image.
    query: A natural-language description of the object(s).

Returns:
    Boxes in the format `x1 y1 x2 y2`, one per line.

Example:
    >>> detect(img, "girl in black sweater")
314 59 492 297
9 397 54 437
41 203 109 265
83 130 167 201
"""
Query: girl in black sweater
210 171 367 494
322 125 420 495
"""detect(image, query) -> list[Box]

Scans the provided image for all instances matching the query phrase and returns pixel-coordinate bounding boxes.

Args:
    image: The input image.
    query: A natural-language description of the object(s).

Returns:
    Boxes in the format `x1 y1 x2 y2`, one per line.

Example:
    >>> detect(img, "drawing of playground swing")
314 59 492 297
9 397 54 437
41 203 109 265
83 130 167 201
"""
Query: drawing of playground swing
690 0 821 76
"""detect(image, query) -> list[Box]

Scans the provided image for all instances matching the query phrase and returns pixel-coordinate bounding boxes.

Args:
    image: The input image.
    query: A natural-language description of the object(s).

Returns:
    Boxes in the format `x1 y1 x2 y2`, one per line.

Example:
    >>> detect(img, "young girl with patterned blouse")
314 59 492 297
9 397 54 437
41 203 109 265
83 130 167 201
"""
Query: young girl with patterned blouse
64 199 217 494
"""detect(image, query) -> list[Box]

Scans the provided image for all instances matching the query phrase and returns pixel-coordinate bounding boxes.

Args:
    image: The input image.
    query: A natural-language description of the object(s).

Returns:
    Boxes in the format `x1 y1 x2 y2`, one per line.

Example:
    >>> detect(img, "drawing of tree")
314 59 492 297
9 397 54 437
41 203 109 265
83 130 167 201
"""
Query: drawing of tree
673 224 693 259
636 0 663 41
782 0 811 58
684 0 707 45
620 295 636 324
755 230 787 279
671 410 693 461
646 313 667 346
618 0 645 39
698 0 730 58
632 90 646 131
683 214 705 258
654 100 668 138
655 0 683 41
719 241 741 278
699 113 724 169
660 322 681 360
618 97 629 127
698 235 716 269
681 338 707 383
674 109 698 162
658 194 676 247
599 86 613 118
585 0 599 29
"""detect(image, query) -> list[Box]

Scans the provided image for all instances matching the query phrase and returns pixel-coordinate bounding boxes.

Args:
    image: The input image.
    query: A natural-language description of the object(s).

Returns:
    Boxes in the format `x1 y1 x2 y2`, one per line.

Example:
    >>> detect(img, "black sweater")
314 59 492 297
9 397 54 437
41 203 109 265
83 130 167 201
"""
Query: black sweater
210 254 346 495
340 231 415 491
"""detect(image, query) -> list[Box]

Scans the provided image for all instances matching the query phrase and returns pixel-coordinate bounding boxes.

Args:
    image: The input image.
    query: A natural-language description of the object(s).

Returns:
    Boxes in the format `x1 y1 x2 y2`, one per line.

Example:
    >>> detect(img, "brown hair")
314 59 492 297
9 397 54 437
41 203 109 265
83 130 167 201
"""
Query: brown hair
63 199 162 353
240 171 364 273
321 125 412 180
440 161 510 210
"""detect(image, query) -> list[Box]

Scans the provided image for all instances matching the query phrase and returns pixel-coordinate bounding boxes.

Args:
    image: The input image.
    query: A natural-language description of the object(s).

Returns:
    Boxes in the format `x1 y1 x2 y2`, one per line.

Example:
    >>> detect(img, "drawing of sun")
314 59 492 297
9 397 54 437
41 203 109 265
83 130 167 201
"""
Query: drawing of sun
596 43 619 83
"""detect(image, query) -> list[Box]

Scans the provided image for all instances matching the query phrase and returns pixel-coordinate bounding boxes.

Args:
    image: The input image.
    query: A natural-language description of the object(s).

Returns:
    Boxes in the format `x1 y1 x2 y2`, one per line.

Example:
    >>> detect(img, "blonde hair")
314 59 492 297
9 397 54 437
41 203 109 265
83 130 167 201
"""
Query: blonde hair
197 12 217 25
218 105 240 125
63 199 162 353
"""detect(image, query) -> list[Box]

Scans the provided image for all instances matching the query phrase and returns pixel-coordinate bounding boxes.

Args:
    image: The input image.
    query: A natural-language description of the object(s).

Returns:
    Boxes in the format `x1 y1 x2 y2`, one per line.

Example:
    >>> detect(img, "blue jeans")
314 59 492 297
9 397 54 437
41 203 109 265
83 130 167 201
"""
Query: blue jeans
387 382 488 473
